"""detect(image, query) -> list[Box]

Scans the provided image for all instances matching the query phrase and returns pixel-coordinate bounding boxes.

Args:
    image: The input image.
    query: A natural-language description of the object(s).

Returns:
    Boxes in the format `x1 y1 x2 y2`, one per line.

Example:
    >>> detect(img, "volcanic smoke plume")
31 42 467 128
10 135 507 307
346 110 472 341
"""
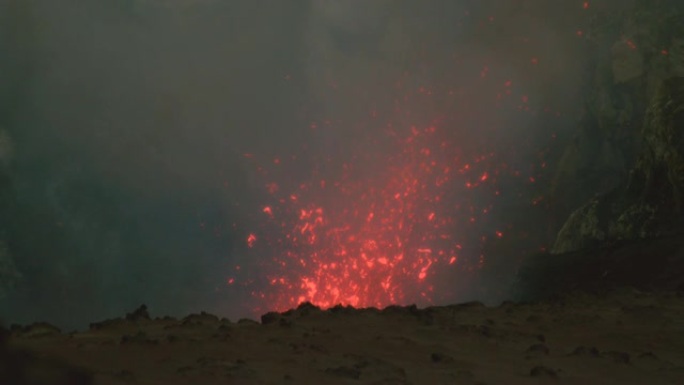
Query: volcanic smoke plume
0 0 629 328
226 0 612 316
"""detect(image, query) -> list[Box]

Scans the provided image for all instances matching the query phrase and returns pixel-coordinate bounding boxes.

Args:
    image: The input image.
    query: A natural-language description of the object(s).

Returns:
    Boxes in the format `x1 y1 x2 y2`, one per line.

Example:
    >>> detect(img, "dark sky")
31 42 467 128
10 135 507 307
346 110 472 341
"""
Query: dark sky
0 0 633 330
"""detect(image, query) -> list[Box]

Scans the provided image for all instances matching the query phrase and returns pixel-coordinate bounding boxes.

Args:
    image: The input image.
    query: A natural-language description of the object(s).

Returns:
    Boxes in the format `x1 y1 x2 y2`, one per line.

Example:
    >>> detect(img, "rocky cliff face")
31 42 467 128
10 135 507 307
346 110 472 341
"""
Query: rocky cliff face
551 1 684 253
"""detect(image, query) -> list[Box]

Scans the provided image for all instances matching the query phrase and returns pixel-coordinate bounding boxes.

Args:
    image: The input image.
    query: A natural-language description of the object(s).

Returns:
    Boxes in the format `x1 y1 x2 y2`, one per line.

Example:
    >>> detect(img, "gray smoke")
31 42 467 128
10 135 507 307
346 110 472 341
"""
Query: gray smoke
0 0 628 329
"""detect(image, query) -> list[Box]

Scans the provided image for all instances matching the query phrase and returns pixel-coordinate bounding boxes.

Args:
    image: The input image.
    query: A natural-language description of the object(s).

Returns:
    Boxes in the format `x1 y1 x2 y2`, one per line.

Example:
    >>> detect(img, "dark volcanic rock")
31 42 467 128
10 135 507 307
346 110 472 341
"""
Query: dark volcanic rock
295 301 322 316
602 351 631 364
526 343 550 356
452 301 486 309
111 370 135 382
89 318 126 331
514 235 684 301
530 365 558 379
324 365 361 379
182 311 219 326
569 346 601 357
125 304 150 321
0 345 93 385
14 322 61 338
278 318 293 328
549 0 684 243
430 352 454 363
553 77 684 254
381 304 418 315
260 312 281 325
0 324 8 345
327 304 357 315
281 301 323 318
120 331 158 345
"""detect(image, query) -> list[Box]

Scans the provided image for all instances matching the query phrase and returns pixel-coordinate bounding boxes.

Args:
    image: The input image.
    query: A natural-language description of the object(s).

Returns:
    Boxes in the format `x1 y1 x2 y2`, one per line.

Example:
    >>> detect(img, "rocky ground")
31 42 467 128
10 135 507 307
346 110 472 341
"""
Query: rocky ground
3 234 684 385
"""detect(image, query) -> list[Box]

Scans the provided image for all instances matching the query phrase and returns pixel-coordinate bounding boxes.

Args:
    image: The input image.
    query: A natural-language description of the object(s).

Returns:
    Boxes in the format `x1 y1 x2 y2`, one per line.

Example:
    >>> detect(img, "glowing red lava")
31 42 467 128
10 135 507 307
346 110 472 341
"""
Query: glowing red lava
220 3 595 315
234 116 517 314
226 65 560 315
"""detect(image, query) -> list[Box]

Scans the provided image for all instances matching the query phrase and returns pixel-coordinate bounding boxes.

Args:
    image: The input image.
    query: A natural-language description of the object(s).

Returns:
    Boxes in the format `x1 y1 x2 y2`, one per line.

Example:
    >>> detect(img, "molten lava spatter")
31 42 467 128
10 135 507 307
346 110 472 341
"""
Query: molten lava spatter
217 0 603 316
235 118 516 314
227 65 559 314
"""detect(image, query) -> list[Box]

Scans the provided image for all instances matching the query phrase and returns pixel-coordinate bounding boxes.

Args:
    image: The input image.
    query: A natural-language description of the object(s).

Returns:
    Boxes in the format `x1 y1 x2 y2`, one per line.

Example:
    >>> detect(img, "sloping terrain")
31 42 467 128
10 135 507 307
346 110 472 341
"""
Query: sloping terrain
4 288 684 384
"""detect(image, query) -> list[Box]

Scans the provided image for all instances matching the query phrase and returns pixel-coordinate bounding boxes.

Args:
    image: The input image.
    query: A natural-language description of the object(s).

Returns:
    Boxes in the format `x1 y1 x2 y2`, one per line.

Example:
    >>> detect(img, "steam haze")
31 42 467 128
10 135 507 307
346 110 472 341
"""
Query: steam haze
0 0 630 329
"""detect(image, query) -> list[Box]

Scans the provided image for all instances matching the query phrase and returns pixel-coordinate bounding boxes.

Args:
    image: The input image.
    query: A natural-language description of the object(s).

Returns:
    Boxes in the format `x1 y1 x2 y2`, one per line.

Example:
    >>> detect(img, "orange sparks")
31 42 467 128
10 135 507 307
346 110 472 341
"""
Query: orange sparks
418 261 433 280
233 62 551 315
246 233 257 248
